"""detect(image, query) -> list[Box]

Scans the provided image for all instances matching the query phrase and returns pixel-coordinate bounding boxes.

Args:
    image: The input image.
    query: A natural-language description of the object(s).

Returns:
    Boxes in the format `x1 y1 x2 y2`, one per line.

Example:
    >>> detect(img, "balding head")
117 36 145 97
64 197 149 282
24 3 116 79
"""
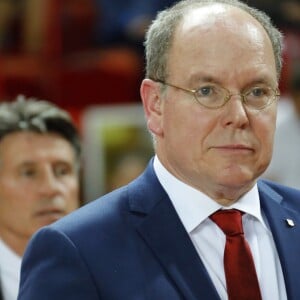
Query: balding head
144 0 283 82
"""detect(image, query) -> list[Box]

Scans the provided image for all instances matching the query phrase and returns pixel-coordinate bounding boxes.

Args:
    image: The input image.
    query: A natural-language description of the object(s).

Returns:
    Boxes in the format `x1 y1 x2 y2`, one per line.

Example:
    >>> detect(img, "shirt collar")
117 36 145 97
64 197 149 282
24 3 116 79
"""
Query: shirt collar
0 238 22 269
153 155 267 233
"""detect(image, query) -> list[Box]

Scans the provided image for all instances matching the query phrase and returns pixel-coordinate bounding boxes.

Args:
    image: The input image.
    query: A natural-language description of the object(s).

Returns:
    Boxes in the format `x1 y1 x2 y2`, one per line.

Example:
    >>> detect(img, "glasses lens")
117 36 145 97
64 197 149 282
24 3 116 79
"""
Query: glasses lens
195 85 228 108
244 86 277 110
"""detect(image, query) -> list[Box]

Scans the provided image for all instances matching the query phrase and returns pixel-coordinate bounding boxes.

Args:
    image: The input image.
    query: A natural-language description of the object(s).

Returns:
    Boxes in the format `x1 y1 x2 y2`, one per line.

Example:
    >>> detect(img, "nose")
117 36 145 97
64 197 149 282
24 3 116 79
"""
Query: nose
38 168 61 197
221 94 250 129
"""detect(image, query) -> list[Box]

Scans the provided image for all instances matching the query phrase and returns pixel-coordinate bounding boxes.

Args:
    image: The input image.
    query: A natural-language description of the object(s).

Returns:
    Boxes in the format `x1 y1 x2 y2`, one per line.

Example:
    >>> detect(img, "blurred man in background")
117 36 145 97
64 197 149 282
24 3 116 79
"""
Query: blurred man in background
0 96 81 300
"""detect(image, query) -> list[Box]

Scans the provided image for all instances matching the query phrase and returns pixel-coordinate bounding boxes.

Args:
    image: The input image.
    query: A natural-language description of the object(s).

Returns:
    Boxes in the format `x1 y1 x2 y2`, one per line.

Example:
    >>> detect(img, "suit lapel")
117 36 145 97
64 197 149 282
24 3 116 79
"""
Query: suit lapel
138 198 220 300
128 162 220 300
259 181 300 300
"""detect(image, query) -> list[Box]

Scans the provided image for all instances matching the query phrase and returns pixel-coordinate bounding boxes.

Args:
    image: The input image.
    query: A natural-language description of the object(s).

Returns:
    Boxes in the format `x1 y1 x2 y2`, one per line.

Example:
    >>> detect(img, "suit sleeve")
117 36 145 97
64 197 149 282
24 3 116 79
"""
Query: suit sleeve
17 227 100 300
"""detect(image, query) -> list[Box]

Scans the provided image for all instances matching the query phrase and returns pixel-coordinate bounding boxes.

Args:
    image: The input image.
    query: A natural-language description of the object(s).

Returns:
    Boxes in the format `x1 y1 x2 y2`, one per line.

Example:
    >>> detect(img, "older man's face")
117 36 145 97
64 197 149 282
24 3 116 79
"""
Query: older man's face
142 5 278 202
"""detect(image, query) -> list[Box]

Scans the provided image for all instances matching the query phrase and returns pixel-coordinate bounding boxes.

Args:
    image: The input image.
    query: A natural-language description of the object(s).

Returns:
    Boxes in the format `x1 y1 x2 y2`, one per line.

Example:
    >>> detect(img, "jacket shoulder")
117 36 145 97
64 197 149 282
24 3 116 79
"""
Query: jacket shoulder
258 179 300 211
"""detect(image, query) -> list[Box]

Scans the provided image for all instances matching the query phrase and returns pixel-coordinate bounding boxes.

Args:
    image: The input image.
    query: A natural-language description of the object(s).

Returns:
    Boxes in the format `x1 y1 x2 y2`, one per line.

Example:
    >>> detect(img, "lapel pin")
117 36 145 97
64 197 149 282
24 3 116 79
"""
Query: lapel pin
285 219 295 227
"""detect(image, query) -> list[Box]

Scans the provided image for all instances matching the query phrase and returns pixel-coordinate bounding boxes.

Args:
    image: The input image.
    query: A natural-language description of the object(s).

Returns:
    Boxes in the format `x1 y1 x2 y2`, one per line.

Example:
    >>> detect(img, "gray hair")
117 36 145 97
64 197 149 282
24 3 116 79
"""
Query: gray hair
0 95 81 162
144 0 283 82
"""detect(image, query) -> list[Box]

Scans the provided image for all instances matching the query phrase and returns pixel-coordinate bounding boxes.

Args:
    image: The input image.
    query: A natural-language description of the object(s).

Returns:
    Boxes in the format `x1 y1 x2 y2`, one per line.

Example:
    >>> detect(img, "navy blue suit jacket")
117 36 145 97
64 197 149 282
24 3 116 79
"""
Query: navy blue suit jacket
18 161 300 299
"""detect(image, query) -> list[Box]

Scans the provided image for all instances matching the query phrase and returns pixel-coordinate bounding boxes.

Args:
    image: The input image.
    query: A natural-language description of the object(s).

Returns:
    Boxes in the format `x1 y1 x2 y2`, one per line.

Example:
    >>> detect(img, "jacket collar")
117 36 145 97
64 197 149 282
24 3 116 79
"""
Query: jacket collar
128 161 221 299
258 180 300 300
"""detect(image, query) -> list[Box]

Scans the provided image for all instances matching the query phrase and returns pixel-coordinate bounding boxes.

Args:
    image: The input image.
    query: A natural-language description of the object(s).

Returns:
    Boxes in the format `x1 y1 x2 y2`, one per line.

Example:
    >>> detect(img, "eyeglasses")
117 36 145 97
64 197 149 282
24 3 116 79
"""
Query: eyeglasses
154 79 280 110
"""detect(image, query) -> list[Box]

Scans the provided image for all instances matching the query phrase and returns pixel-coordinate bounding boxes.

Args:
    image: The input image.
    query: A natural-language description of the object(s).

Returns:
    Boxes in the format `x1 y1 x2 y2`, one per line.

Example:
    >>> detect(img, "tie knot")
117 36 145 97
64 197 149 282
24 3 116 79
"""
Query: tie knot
210 209 244 236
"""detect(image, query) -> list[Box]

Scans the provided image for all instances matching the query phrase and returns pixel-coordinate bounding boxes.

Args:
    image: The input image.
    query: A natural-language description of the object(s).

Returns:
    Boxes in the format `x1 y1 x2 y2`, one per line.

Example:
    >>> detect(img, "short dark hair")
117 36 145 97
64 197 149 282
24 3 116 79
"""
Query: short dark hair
0 95 81 161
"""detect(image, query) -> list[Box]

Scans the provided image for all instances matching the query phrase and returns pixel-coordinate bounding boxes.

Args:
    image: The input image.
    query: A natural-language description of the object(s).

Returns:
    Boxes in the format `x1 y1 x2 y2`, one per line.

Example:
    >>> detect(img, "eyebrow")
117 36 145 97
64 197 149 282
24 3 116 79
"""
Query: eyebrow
17 159 75 167
189 73 277 89
188 74 222 86
243 77 278 90
17 162 36 167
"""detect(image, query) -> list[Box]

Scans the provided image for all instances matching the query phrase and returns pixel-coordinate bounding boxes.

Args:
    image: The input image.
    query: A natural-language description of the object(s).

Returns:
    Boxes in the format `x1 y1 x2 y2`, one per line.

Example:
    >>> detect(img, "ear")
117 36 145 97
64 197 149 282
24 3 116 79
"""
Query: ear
140 79 164 136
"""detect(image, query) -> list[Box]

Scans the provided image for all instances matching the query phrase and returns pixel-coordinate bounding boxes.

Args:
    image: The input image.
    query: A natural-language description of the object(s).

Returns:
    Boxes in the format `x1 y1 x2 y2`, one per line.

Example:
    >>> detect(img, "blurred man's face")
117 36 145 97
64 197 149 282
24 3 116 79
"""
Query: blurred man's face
0 131 80 254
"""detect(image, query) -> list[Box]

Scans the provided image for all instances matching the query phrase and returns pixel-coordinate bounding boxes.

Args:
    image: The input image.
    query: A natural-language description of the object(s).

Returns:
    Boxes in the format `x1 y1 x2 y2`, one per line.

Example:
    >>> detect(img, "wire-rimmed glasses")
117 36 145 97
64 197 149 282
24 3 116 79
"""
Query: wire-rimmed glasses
154 79 280 110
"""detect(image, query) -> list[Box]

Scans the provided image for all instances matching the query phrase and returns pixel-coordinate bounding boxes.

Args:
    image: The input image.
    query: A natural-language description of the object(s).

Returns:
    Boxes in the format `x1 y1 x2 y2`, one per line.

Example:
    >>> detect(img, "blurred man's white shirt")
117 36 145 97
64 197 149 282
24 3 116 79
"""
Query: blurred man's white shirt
0 239 21 300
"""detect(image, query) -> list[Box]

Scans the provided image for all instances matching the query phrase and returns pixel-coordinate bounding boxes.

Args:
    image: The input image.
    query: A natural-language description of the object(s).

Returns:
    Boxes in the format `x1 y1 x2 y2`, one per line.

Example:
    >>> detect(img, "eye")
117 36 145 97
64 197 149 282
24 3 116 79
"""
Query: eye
54 163 74 177
196 86 215 97
247 86 270 97
19 167 37 178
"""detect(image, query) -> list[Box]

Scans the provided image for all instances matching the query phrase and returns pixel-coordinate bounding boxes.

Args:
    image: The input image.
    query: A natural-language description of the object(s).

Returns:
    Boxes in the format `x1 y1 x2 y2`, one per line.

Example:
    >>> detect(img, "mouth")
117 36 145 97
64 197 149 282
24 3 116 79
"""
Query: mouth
212 144 254 153
34 209 66 223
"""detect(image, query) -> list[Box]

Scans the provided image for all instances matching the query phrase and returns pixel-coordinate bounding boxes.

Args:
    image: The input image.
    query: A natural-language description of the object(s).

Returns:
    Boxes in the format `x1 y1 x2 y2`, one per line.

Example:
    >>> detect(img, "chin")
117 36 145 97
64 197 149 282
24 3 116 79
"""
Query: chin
217 170 256 188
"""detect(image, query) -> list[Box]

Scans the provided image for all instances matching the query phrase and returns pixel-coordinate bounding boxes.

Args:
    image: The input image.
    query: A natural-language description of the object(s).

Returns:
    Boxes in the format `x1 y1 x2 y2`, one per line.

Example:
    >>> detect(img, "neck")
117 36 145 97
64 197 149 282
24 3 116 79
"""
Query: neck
0 229 28 257
203 181 256 206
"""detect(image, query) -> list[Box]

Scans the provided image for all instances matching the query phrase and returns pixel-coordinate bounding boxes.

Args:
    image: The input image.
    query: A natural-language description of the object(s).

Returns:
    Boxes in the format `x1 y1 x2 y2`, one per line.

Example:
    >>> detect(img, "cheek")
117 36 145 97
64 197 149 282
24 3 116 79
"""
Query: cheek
258 108 276 137
64 179 80 208
252 112 276 157
0 192 32 223
164 99 212 134
165 110 216 163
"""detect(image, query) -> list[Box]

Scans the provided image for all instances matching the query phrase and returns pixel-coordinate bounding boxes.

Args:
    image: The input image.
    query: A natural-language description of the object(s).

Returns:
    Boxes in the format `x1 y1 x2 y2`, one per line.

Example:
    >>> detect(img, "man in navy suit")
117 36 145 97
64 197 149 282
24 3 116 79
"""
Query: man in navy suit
18 0 300 299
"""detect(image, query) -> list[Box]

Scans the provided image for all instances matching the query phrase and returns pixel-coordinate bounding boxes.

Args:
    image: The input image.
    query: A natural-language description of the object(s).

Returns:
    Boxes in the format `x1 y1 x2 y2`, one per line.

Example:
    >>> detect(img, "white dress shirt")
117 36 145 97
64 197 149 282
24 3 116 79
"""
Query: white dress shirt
0 239 21 300
153 156 287 300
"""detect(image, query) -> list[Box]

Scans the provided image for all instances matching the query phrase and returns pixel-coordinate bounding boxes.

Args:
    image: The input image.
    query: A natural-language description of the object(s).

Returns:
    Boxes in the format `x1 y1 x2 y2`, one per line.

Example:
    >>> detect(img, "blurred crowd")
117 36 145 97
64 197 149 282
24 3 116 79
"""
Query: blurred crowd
248 0 300 30
0 0 175 111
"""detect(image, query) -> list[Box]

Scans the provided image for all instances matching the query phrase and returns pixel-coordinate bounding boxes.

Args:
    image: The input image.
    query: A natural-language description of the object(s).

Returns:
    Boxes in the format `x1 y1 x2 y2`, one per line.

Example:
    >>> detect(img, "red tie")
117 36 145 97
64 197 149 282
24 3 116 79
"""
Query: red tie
210 209 262 300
